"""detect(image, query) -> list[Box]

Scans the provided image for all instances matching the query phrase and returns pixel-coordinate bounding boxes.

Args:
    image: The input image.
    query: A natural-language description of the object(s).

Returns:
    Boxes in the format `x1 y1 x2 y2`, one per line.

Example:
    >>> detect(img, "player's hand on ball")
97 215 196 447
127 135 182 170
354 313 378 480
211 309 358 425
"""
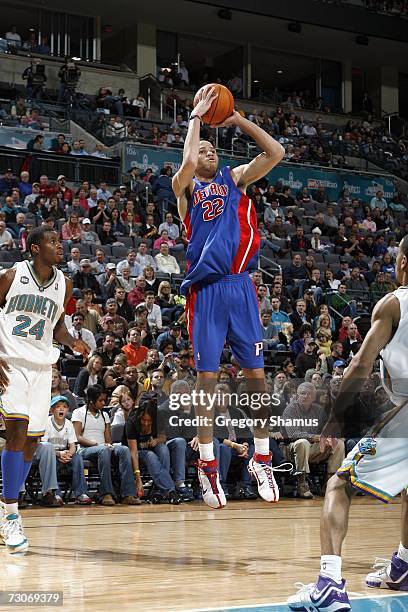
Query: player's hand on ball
193 86 218 118
0 357 10 392
211 109 241 129
72 339 91 360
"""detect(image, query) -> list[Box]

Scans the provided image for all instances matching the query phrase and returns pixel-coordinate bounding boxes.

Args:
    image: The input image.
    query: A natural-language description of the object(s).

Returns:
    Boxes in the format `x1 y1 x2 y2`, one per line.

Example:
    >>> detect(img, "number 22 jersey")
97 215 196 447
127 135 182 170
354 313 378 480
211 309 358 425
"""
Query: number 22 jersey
0 260 66 365
180 166 260 295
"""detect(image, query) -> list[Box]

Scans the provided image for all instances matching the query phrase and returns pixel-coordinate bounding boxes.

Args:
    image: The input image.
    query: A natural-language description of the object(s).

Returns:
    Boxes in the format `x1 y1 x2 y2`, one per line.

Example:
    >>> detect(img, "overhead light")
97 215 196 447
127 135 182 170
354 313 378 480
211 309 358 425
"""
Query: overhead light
253 80 259 83
277 70 283 74
72 56 81 61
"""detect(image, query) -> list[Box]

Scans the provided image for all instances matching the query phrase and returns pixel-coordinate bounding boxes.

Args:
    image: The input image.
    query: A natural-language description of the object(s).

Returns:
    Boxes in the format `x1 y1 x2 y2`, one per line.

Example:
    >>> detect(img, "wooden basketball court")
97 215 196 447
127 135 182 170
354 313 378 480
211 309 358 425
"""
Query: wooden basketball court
0 498 404 611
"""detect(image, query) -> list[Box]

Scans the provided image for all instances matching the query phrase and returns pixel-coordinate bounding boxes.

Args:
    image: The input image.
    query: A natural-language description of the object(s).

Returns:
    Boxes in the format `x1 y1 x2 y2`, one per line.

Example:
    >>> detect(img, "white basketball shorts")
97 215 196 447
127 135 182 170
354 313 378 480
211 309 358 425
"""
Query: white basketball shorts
338 403 408 502
0 359 52 437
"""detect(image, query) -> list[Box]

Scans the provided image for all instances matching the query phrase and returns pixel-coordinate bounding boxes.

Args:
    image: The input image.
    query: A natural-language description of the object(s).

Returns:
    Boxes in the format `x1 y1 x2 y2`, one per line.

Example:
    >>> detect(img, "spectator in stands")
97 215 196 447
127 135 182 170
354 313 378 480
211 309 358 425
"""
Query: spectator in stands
122 328 149 366
290 298 311 332
67 247 81 274
295 339 318 379
61 214 83 244
110 209 126 239
81 219 100 245
125 397 181 504
341 322 361 360
72 259 101 295
291 323 312 357
51 369 77 415
97 220 116 246
73 385 139 505
90 248 107 275
331 282 357 318
290 225 311 251
0 221 14 250
282 382 345 499
75 299 101 336
68 313 96 355
113 286 134 322
74 355 104 398
140 291 163 330
156 323 187 353
17 171 32 198
370 270 393 303
285 253 308 297
97 262 121 299
155 243 180 275
42 395 91 504
117 266 136 292
370 190 387 212
0 168 18 195
156 281 184 322
24 181 40 207
158 212 180 241
140 214 159 240
47 196 64 221
127 276 147 308
96 181 112 202
55 175 73 203
345 267 369 301
110 365 143 407
258 285 271 312
94 333 122 366
66 196 86 220
135 241 156 271
117 248 143 277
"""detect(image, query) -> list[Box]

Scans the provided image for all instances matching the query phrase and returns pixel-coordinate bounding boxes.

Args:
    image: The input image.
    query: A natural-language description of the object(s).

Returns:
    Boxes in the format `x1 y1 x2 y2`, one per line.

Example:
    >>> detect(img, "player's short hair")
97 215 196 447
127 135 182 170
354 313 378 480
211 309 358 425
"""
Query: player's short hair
400 235 408 258
26 226 57 256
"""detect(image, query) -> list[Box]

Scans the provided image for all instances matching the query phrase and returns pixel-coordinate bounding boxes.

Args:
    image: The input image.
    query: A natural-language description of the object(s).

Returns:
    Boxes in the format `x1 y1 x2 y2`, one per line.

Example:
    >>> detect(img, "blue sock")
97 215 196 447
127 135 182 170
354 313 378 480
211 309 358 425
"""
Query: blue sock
1 450 24 501
19 461 32 492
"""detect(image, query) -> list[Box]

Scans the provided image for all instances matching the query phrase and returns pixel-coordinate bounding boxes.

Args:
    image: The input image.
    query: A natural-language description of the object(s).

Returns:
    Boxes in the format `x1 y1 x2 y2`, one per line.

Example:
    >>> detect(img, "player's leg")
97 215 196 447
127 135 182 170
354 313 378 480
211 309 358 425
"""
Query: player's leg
365 488 408 590
186 283 228 509
287 474 353 610
228 275 286 502
289 430 408 609
1 419 31 553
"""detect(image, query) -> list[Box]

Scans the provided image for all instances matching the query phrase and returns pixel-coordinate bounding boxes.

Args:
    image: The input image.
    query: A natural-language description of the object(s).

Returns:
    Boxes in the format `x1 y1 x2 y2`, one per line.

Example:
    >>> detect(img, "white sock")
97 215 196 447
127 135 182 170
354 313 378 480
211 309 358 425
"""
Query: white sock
199 442 214 461
397 543 408 563
4 502 18 517
320 555 342 583
254 437 270 456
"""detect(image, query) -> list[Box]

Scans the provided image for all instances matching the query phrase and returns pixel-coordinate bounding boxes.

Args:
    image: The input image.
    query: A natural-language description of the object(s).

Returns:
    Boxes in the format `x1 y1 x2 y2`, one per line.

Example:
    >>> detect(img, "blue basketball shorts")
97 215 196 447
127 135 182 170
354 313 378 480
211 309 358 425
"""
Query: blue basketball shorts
185 272 264 372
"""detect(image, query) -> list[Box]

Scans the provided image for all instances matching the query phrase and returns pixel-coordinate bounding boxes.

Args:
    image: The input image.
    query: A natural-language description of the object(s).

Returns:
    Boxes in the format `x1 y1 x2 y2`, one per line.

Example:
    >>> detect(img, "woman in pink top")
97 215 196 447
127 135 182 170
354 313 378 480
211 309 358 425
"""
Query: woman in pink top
61 213 83 243
153 229 175 250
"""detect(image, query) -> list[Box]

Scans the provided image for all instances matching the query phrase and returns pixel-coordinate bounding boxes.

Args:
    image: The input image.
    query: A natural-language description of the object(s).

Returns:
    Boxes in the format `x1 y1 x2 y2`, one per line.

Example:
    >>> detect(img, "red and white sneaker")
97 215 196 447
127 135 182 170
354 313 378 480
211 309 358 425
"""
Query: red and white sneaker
197 459 226 509
248 452 292 503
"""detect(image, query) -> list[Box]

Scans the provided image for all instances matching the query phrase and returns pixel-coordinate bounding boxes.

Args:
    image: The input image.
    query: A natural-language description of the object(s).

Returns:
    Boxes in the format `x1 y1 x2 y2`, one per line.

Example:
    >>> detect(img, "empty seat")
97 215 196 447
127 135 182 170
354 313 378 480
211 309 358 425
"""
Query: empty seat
111 245 128 258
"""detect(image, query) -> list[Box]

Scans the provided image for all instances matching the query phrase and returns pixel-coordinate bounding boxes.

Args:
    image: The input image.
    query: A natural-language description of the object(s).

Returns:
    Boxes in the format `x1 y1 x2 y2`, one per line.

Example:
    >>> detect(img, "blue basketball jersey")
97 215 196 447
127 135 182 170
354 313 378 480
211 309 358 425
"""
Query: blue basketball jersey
180 166 260 295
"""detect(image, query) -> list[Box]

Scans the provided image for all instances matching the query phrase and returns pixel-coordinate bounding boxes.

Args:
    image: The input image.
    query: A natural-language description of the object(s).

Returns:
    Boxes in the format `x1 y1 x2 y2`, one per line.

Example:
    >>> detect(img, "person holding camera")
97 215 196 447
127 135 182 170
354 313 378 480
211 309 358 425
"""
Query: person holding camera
22 59 47 100
58 58 81 103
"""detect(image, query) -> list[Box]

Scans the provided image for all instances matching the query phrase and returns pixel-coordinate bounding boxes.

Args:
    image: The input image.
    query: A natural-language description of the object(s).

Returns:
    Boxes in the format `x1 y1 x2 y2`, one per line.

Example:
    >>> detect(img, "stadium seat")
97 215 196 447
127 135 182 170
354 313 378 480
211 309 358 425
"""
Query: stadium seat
60 358 83 378
99 245 112 256
112 246 128 258
323 253 340 264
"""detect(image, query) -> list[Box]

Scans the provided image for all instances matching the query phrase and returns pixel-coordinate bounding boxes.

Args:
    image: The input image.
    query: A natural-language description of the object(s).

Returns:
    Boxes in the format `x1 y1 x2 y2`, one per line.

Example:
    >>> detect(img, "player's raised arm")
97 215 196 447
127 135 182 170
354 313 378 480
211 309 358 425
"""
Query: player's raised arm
53 277 90 359
221 112 285 189
322 292 399 441
172 86 217 218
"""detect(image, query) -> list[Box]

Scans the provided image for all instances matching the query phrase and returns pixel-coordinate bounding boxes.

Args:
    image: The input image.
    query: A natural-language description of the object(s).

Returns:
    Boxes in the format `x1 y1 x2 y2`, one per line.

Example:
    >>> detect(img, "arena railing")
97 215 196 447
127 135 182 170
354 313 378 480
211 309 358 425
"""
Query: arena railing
0 146 120 183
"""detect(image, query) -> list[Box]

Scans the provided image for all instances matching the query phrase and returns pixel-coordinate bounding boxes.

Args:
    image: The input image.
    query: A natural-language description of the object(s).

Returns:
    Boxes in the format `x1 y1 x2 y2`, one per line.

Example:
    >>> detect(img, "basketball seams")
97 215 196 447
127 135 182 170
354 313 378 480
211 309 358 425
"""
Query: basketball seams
194 84 234 125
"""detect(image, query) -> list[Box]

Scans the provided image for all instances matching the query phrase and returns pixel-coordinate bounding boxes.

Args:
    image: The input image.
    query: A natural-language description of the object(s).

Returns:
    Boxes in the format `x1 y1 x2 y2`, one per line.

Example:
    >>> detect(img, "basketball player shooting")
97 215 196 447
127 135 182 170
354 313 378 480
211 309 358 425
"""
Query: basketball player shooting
288 235 408 610
0 227 90 553
172 86 285 509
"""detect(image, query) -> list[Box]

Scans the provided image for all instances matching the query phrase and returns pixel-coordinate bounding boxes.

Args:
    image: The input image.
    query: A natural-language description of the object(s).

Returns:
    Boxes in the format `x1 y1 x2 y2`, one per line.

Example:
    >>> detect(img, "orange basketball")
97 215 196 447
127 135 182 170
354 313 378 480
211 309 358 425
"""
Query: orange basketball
193 84 234 126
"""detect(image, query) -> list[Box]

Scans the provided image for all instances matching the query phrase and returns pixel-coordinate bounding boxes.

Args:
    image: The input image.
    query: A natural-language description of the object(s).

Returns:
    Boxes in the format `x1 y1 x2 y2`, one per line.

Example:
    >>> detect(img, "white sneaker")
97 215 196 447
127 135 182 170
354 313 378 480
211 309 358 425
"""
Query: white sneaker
248 452 292 503
197 459 226 509
366 554 408 590
2 513 29 554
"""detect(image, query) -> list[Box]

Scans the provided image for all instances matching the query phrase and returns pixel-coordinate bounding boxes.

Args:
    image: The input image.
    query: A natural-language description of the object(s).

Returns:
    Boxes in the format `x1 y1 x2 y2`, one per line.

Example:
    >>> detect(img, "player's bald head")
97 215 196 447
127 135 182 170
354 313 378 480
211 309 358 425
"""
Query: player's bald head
400 235 408 258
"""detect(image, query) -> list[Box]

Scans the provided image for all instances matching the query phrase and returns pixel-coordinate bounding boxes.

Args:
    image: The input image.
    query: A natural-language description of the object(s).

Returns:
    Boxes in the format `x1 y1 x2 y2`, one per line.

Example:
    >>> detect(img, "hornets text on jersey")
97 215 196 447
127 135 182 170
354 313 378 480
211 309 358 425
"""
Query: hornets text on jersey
0 260 66 365
180 166 260 295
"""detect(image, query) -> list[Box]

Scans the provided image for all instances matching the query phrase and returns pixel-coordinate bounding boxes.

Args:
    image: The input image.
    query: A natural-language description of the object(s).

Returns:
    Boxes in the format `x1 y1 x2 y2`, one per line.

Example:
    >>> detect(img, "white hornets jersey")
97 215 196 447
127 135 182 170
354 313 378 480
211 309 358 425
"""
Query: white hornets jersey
380 286 408 404
0 261 66 366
